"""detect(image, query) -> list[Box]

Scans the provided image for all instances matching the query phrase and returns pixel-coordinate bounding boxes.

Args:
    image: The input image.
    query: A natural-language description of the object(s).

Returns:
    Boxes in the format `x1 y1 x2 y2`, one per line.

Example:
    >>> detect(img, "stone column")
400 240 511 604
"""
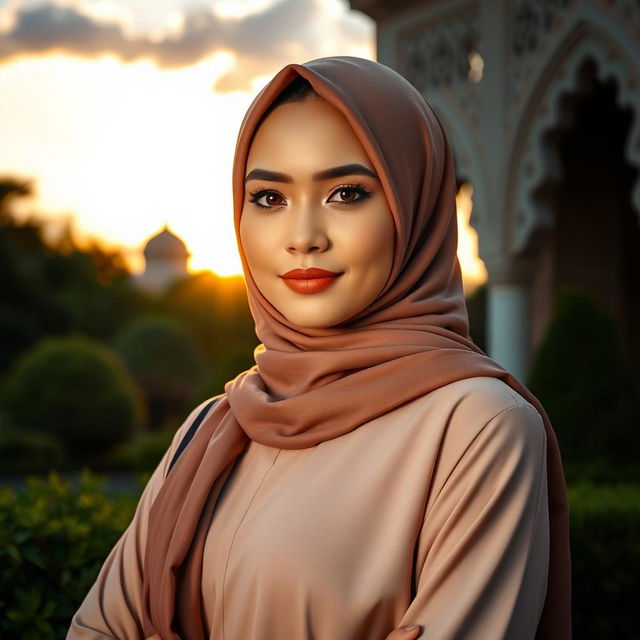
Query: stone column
485 258 534 382
487 281 532 381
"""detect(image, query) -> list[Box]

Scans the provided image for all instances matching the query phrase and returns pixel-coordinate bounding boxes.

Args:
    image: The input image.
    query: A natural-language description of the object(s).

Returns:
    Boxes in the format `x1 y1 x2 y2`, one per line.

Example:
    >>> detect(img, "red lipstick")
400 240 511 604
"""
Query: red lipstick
280 268 343 294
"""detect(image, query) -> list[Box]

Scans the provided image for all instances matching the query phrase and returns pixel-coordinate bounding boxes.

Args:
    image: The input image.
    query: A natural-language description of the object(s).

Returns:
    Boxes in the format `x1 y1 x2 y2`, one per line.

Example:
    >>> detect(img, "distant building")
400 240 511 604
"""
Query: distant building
350 0 640 380
135 224 190 294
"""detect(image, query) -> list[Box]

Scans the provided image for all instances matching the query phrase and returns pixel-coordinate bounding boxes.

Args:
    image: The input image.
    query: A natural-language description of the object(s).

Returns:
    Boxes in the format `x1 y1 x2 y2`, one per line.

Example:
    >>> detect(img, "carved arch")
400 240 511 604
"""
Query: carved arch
507 8 640 254
424 93 490 238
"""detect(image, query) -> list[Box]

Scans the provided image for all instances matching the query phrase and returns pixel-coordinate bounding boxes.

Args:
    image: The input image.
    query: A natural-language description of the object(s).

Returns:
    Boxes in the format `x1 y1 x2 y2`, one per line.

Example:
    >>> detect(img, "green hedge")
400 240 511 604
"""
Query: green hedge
527 285 640 473
568 482 640 639
0 471 139 638
0 474 637 638
0 424 67 475
99 427 175 472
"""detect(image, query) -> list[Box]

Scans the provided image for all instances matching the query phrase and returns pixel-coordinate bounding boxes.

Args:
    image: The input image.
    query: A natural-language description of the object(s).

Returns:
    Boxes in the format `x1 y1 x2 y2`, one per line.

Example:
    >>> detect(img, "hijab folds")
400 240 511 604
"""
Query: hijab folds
141 56 571 640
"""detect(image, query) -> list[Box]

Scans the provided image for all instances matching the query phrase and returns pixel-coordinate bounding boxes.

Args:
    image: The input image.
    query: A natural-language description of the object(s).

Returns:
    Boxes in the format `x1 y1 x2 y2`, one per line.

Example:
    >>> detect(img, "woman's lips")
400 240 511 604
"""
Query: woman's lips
280 268 343 294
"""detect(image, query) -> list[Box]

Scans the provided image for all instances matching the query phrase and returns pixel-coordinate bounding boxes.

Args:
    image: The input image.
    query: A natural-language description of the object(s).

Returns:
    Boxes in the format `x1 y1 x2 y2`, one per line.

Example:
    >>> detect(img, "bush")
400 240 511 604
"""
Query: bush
0 420 66 476
563 459 640 484
527 285 640 473
188 345 256 408
0 335 144 460
569 482 640 638
0 470 140 639
163 271 257 366
112 315 207 429
101 428 175 472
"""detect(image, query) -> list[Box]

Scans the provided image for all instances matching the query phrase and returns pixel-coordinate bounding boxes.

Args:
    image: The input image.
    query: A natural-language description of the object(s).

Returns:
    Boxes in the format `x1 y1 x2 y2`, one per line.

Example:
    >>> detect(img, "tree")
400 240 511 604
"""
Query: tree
0 175 147 375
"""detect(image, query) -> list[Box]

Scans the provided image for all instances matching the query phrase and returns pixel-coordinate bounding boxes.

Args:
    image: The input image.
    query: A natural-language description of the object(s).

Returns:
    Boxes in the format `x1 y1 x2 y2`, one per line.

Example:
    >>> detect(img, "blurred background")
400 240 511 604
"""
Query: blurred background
0 0 638 637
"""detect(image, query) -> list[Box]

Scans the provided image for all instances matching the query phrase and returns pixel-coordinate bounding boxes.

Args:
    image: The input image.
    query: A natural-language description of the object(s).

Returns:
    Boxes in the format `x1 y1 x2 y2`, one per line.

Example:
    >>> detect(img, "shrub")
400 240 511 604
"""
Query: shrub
527 285 640 473
163 271 257 367
563 458 640 484
569 482 640 638
0 470 140 638
0 335 144 460
188 345 256 408
112 315 207 429
101 427 175 472
0 421 66 476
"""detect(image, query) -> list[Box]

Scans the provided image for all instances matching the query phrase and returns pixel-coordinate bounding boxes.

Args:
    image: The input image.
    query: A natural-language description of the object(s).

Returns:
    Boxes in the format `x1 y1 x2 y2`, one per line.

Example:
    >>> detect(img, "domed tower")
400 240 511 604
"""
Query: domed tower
136 224 190 293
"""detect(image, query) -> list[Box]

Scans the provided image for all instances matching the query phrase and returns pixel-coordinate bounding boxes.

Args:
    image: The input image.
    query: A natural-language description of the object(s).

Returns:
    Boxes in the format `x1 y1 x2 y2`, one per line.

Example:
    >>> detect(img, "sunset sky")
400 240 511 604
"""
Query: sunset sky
0 0 487 290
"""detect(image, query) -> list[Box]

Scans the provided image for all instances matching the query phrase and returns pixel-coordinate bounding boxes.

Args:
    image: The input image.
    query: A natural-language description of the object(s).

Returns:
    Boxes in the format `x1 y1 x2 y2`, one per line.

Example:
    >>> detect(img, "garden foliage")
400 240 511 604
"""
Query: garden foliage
112 314 207 429
0 472 638 638
0 471 139 638
1 335 144 458
527 285 640 477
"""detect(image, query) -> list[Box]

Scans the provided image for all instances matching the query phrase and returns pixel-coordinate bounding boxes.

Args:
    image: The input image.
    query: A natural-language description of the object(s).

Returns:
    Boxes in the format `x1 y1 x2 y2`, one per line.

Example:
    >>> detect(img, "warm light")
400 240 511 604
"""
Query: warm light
251 74 276 92
182 220 244 277
0 0 19 32
0 6 381 283
0 51 251 277
468 52 484 83
75 0 136 36
165 11 186 37
211 0 273 20
456 182 487 294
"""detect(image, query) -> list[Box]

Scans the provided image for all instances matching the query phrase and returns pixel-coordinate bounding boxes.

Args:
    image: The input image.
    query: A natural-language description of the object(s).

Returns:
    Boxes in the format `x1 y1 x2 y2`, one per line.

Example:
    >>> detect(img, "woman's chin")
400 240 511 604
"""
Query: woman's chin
278 306 350 330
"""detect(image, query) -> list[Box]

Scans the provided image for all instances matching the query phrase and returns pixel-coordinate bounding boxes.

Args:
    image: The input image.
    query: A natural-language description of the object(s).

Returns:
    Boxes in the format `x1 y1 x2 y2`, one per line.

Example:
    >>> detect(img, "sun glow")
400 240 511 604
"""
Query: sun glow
1 48 485 284
211 0 273 20
0 50 251 276
456 182 488 294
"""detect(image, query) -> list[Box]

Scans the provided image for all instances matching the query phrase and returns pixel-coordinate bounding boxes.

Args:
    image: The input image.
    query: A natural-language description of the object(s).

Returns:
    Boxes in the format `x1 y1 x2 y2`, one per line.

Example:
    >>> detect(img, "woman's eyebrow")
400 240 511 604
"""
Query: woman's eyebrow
244 163 378 184
313 164 379 181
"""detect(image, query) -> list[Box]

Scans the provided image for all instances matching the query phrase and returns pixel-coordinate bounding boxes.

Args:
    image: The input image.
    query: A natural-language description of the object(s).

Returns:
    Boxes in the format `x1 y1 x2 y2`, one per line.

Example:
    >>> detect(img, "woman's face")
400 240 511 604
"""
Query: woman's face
240 94 396 329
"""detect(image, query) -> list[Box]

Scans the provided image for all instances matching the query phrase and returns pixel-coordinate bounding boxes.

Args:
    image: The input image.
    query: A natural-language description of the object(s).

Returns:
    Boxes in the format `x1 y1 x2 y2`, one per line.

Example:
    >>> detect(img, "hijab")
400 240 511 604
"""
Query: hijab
141 55 571 639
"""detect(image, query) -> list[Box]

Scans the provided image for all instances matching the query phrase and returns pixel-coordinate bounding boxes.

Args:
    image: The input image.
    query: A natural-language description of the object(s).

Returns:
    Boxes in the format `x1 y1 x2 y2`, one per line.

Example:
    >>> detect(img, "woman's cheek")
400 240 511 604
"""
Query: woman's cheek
241 214 267 264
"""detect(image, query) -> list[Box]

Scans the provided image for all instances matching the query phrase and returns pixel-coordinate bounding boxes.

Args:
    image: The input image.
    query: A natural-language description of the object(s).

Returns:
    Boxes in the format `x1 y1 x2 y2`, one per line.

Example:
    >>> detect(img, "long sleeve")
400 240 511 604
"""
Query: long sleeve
398 403 550 640
66 400 215 640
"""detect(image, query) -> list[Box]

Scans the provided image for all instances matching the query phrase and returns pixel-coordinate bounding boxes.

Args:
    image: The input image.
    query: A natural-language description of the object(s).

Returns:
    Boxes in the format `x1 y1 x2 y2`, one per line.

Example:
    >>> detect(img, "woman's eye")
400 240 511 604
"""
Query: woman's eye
248 189 286 209
328 184 372 206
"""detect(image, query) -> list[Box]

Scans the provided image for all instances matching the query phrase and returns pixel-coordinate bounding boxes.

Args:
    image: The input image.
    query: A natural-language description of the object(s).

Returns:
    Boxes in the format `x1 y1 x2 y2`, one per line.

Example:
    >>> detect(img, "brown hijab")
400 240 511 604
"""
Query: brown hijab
141 55 571 639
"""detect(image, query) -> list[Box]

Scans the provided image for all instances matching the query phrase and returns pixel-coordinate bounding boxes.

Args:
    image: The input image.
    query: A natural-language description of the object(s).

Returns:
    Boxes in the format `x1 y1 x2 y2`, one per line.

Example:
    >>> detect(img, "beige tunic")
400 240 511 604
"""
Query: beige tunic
67 375 549 640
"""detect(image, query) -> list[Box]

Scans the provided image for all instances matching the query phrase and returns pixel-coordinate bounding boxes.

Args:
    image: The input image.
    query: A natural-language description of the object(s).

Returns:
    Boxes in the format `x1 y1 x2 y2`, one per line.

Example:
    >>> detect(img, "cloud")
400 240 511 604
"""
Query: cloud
0 0 374 91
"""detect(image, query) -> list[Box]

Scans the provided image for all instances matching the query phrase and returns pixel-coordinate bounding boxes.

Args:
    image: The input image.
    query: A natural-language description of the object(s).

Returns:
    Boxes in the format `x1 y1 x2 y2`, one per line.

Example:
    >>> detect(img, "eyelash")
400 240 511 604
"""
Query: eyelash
247 183 372 210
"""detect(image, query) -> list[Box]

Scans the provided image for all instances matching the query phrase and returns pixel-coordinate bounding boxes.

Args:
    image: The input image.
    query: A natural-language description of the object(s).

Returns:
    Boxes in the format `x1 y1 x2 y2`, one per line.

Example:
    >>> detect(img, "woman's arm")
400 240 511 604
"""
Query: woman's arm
66 400 217 640
397 403 550 640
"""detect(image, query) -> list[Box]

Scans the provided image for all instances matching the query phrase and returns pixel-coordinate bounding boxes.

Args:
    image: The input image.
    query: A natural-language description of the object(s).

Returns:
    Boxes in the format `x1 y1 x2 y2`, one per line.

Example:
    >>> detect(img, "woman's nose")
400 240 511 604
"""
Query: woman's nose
286 207 329 255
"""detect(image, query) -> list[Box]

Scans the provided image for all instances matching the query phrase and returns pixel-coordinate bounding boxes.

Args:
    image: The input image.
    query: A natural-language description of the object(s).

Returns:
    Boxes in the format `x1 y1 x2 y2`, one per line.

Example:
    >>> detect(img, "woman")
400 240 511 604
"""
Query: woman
67 56 571 640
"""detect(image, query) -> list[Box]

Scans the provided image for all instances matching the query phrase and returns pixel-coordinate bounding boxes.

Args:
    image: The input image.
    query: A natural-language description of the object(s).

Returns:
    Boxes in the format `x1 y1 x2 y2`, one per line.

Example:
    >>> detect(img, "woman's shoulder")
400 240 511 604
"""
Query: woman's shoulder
427 375 541 426
421 378 549 540
420 376 546 468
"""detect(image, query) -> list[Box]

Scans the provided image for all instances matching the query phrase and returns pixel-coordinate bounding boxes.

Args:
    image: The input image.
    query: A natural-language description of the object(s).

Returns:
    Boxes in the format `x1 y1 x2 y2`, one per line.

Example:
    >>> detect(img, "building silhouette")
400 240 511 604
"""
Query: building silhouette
135 224 190 294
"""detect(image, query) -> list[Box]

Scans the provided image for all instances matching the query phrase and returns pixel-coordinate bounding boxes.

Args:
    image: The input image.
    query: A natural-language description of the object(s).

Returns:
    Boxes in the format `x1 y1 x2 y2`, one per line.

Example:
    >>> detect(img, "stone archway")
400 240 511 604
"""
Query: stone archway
530 58 640 375
509 18 640 255
505 12 640 378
